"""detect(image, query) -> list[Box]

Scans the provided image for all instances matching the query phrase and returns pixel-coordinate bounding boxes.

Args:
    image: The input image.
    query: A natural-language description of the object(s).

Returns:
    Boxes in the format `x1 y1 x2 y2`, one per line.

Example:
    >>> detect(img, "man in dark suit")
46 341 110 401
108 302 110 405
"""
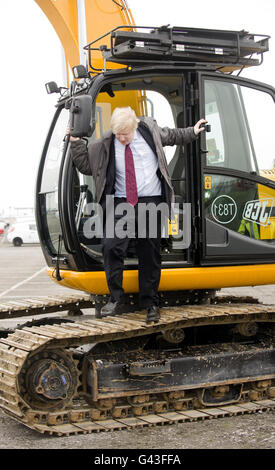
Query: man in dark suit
70 107 206 322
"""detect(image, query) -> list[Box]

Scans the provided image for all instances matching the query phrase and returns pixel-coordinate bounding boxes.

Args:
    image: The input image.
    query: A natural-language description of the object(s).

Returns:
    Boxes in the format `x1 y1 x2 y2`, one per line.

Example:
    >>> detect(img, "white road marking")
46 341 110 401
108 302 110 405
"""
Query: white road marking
0 266 46 298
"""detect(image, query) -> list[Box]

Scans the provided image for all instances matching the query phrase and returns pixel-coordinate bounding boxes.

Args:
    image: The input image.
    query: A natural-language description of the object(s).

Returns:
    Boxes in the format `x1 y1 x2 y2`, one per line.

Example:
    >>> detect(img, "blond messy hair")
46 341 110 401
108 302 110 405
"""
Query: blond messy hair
110 107 139 134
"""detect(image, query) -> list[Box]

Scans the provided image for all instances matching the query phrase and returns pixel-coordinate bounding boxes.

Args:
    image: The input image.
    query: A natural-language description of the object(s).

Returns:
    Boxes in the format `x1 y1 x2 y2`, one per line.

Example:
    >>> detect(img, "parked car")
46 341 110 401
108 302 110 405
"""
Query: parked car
0 221 10 235
7 221 39 246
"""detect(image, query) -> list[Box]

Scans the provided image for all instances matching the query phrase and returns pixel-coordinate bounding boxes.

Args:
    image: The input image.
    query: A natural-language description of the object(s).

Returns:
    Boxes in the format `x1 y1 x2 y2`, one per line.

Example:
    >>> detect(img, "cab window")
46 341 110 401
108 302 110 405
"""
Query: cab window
204 79 274 179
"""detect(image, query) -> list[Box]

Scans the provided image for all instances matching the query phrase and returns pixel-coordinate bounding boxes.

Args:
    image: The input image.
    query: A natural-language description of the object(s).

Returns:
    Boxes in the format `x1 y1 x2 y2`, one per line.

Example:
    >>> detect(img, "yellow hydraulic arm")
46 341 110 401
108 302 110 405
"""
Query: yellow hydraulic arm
34 0 134 84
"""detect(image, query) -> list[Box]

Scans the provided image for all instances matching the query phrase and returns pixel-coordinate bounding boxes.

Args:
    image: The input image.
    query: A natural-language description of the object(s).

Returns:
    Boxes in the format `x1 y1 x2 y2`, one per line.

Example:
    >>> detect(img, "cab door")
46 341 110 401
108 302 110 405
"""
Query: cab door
198 73 275 266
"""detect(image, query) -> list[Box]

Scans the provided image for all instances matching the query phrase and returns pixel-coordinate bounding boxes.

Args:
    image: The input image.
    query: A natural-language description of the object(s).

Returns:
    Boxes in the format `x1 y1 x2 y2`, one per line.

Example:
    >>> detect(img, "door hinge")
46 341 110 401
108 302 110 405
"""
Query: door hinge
187 86 199 106
192 215 201 250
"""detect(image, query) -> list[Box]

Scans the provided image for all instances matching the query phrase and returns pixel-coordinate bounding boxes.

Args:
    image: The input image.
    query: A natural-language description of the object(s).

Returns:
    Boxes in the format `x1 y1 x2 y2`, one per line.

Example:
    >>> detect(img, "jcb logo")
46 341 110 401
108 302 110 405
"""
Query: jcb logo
243 198 274 226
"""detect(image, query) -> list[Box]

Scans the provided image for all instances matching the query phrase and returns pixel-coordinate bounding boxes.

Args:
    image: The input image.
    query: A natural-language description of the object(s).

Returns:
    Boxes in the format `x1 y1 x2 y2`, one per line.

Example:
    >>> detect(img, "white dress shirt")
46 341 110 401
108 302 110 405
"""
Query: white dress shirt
114 130 162 198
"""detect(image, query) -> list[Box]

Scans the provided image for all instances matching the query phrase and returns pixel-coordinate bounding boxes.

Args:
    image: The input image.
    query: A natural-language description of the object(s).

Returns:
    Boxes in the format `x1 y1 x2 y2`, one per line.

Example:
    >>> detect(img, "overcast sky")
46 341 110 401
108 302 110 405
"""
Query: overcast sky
0 0 274 211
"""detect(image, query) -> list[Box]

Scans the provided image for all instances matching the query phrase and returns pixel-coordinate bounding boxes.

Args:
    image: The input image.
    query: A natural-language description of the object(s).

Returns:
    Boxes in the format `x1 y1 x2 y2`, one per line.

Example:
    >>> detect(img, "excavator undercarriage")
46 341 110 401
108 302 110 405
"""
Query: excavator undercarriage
0 295 274 436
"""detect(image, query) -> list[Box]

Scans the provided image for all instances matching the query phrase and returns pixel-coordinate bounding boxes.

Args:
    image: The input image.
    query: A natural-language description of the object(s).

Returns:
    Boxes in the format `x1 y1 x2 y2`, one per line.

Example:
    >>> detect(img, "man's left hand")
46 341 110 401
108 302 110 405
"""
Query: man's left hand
194 119 207 136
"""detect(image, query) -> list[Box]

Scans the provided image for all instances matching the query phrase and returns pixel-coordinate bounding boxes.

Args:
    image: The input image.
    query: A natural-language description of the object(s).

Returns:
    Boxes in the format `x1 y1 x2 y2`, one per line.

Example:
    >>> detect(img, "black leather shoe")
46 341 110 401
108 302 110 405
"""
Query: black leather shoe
98 298 123 318
146 305 160 323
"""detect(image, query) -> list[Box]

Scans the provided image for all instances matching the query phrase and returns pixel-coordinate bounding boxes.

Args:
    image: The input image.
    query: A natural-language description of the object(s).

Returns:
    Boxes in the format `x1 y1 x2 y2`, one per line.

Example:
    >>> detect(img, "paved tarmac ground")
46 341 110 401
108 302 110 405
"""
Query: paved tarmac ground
0 242 274 451
0 243 82 299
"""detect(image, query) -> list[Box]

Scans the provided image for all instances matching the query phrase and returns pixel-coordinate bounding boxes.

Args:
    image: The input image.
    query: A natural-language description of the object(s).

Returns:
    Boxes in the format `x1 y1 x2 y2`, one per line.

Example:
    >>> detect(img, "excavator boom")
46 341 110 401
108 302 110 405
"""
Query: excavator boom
34 0 134 84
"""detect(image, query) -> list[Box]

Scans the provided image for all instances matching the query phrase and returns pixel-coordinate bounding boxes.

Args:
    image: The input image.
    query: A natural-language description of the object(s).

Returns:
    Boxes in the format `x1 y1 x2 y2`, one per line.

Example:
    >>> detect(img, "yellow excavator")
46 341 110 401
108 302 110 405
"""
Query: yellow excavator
0 0 274 436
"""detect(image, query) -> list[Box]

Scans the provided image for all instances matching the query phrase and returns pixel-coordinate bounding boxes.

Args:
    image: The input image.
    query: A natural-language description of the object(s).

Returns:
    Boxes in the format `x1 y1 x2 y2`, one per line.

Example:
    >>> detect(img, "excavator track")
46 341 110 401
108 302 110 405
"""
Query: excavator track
0 293 92 321
0 302 274 436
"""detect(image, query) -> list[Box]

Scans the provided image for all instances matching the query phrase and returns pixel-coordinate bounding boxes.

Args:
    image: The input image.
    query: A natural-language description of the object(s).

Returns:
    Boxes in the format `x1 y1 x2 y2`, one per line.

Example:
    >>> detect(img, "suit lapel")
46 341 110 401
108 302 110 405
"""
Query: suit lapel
137 121 157 155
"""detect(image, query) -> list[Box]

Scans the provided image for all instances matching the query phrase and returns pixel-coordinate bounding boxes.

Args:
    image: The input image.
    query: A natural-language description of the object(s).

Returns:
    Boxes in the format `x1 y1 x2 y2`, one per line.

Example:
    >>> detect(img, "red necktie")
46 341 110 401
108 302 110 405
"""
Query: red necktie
125 144 138 206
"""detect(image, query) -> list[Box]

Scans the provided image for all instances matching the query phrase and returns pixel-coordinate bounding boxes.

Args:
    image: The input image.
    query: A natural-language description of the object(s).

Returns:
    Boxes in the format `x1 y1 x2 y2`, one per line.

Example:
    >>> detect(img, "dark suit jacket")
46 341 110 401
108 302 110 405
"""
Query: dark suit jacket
70 116 197 211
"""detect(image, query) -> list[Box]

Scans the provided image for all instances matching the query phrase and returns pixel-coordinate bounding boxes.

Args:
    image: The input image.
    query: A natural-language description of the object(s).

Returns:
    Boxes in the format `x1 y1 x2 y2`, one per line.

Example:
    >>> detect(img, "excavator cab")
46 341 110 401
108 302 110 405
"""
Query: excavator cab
36 26 275 304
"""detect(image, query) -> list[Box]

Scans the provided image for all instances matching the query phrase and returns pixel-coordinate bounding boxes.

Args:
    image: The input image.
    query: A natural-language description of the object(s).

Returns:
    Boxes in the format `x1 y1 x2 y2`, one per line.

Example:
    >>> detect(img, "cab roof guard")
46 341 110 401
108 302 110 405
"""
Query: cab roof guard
84 25 270 74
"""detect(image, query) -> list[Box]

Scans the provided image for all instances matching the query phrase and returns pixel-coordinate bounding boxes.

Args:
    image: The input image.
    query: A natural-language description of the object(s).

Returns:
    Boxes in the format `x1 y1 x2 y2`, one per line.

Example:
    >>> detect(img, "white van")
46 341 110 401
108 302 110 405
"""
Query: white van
7 221 39 246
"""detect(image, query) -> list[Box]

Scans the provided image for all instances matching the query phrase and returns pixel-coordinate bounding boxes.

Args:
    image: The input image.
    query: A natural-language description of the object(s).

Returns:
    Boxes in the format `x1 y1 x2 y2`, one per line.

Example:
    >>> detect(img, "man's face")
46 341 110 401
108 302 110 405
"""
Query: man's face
115 129 135 146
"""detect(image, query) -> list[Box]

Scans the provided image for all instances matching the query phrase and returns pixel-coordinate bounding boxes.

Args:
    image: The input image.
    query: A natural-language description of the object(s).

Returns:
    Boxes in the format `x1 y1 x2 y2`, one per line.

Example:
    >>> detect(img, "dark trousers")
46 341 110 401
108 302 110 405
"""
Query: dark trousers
102 196 163 308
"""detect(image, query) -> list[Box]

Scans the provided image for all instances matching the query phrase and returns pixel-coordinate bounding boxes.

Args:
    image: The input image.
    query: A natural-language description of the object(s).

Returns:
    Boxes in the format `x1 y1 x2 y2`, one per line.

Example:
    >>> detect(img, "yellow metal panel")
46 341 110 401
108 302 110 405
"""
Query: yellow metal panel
96 90 143 116
47 264 275 295
84 0 134 71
